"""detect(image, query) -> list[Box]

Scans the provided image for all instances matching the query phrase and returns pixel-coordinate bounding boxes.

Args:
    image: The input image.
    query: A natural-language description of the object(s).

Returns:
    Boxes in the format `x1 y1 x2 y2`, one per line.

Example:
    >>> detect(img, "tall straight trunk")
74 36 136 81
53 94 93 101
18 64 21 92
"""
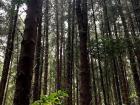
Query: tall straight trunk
102 0 115 105
76 0 92 105
38 34 44 97
125 0 137 37
71 0 75 104
59 0 64 87
112 69 119 105
102 1 123 105
55 0 61 90
112 58 123 105
108 70 116 105
2 56 13 105
66 0 72 105
97 31 108 105
71 0 75 74
129 0 140 74
62 37 66 89
109 1 130 104
117 56 130 105
104 57 111 105
13 0 40 104
90 1 106 104
43 0 49 95
38 4 43 98
90 57 98 105
75 29 79 105
33 0 43 101
115 0 140 103
95 59 102 105
0 2 19 105
125 0 140 76
103 0 124 104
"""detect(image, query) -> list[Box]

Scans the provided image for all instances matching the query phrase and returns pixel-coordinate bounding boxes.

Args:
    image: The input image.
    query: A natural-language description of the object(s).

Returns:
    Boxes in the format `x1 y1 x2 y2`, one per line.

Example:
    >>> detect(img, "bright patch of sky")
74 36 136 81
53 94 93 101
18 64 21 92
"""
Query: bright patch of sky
19 3 27 21
0 36 7 62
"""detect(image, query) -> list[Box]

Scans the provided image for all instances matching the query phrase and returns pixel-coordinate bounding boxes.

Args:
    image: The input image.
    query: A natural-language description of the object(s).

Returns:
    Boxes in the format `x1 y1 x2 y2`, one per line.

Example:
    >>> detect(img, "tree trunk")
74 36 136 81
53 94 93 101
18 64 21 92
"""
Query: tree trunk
75 29 79 105
76 0 92 105
66 0 73 105
55 0 61 90
118 56 130 105
13 0 40 104
33 0 43 101
43 0 49 95
66 0 72 105
0 2 19 105
115 0 140 103
90 57 98 105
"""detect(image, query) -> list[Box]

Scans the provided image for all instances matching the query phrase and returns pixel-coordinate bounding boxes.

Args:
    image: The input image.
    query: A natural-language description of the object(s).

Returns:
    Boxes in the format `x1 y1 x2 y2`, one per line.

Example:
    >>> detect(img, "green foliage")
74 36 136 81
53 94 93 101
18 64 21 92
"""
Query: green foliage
32 90 68 105
130 91 137 99
90 37 127 59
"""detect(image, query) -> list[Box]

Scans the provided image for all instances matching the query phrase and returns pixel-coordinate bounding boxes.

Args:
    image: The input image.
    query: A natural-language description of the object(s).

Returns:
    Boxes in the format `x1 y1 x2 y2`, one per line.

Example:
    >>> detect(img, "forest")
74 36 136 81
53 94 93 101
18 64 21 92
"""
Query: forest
0 0 140 105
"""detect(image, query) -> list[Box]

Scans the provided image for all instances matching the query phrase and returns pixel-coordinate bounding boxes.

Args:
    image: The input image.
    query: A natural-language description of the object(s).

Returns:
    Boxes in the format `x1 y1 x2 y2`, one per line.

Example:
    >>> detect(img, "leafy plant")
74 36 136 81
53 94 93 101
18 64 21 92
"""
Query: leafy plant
32 90 68 105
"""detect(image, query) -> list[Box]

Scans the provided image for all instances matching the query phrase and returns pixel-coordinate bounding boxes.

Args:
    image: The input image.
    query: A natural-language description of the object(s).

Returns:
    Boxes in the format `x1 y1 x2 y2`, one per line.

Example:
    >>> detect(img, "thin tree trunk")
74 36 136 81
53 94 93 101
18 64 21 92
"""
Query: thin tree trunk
75 28 79 105
91 57 98 105
117 56 130 105
66 1 72 105
43 0 49 95
109 1 130 104
115 0 140 103
125 0 140 75
59 0 64 90
55 0 61 90
38 33 44 97
0 2 19 105
71 0 75 104
2 55 13 105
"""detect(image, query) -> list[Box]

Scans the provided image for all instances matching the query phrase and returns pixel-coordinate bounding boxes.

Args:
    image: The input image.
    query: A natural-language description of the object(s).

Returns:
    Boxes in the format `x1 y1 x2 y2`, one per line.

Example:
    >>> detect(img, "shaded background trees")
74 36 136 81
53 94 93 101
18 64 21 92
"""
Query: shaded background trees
0 0 140 105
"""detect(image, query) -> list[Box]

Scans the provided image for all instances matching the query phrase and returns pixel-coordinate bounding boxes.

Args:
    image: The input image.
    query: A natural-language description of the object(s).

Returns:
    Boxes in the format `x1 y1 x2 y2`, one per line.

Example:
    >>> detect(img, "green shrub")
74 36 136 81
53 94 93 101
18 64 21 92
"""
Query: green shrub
32 90 68 105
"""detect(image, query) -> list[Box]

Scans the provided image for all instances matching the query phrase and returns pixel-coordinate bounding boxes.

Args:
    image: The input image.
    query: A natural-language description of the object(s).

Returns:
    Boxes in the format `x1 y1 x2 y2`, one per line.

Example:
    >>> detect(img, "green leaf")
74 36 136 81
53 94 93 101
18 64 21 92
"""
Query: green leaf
31 90 68 105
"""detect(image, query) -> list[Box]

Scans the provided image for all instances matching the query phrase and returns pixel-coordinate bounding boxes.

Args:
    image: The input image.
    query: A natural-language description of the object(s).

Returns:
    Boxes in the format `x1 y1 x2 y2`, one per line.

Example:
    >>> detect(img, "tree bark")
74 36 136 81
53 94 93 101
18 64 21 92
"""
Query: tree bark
66 0 73 105
76 0 92 105
55 0 61 90
0 2 19 105
115 0 140 103
13 0 40 104
43 0 49 95
33 0 43 101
